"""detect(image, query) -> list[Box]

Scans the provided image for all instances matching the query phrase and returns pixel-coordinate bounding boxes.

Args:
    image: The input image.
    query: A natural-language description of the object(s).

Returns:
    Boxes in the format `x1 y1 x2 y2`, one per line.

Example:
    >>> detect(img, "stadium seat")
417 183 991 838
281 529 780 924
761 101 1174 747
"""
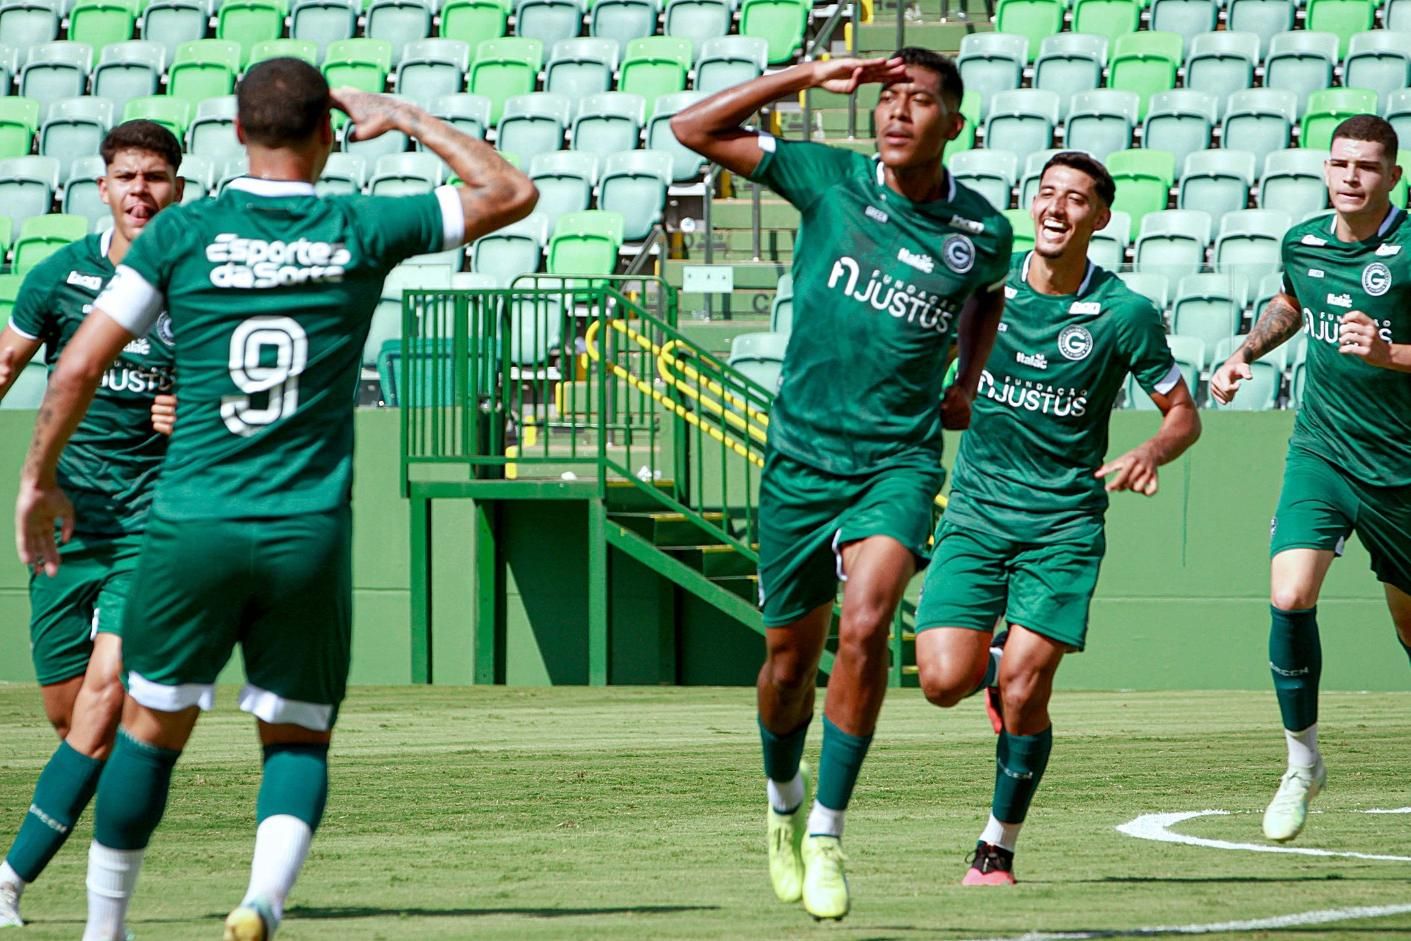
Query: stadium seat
1118 269 1171 308
62 153 107 226
323 37 394 100
0 0 59 48
598 148 670 241
1264 31 1339 118
1211 332 1296 379
168 39 240 105
217 154 248 191
364 262 454 368
1342 32 1411 113
1143 90 1217 171
315 150 366 194
216 0 286 67
1184 31 1259 117
995 0 1062 63
947 148 1017 212
0 95 39 160
983 89 1059 159
1227 0 1294 59
570 91 644 156
91 41 164 116
1215 209 1291 280
12 211 83 275
1064 89 1138 161
469 37 544 125
1089 209 1131 270
1071 0 1141 42
619 36 692 117
177 151 214 199
1208 342 1280 409
1017 147 1066 208
1305 0 1374 58
1301 87 1377 151
395 38 470 105
645 90 707 182
1033 32 1107 116
440 0 507 49
340 109 409 159
952 89 979 155
471 211 548 286
365 0 434 64
728 330 787 391
664 0 730 58
1172 272 1247 368
0 156 60 243
1179 148 1256 218
39 96 112 183
1109 31 1181 120
770 272 792 333
694 35 766 94
427 92 492 140
0 271 21 323
1108 148 1176 231
957 32 1028 118
495 92 571 163
0 42 18 96
186 94 236 159
738 0 806 65
515 0 583 49
123 94 191 139
1134 209 1212 278
291 0 359 60
1 363 47 408
547 209 622 284
1221 88 1297 176
20 42 92 120
1003 207 1036 253
138 0 203 64
1386 87 1411 154
1386 0 1411 30
1259 148 1329 219
545 37 619 101
68 0 135 50
369 150 444 195
249 38 320 65
529 149 597 225
1126 338 1200 409
1149 0 1217 54
589 0 657 52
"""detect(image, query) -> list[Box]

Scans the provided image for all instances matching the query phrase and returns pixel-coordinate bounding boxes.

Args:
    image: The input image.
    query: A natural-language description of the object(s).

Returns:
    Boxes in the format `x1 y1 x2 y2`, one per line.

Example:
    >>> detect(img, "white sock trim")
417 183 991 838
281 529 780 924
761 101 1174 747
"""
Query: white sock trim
243 815 314 926
767 772 805 814
0 860 25 892
807 802 845 838
979 814 1022 852
84 842 143 941
1285 723 1320 769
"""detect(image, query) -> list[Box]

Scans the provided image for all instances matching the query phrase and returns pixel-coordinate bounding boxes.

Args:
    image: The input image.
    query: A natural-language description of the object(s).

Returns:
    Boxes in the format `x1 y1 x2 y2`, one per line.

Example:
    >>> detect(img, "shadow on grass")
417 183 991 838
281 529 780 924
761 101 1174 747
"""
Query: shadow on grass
282 903 720 920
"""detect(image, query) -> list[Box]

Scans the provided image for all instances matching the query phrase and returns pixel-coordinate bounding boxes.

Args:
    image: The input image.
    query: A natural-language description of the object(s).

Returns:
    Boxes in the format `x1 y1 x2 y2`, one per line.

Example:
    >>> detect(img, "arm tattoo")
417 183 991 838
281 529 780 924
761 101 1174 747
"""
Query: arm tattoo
1240 294 1303 363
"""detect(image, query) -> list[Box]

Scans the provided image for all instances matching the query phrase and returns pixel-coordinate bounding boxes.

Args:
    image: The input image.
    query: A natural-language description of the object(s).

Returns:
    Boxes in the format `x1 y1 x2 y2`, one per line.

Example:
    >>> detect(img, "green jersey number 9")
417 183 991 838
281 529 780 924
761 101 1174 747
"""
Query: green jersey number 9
220 315 309 436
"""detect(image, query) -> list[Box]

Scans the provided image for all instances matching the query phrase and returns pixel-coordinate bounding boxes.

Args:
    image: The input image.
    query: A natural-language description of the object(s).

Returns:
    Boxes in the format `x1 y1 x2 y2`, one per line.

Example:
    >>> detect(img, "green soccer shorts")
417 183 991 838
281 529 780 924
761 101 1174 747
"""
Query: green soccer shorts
1271 445 1411 596
121 507 353 731
756 450 943 627
28 533 143 686
914 517 1107 651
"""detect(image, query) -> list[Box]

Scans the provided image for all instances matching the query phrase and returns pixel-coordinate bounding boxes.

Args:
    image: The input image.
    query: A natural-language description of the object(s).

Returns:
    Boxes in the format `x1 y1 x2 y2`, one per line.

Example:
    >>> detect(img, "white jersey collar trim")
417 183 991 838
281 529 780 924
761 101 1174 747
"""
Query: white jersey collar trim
99 226 114 260
873 157 955 202
1021 251 1094 296
226 177 318 197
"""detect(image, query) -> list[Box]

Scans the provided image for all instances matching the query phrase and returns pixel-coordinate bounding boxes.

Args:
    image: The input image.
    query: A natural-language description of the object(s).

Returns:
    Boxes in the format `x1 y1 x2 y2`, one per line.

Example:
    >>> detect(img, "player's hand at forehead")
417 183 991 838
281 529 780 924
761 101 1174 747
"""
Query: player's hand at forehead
330 87 407 142
812 56 908 94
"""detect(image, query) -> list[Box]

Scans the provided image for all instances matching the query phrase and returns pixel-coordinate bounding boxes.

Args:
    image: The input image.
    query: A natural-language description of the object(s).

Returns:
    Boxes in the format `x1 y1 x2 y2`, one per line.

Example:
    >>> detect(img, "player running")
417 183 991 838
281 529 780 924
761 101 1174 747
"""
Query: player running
1211 115 1411 844
14 59 535 941
673 49 1013 920
0 120 183 929
914 152 1201 884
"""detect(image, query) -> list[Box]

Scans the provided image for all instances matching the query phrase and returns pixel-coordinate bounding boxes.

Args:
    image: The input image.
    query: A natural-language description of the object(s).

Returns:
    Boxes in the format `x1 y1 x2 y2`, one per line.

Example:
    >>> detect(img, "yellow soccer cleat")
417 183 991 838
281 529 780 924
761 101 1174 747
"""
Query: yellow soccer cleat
222 899 275 941
766 764 810 903
801 834 850 921
1262 759 1327 843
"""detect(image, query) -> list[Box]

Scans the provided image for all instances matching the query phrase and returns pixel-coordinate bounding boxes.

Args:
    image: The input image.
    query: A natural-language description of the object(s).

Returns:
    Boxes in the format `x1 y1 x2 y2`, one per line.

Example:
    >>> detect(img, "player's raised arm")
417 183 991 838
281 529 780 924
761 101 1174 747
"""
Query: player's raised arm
670 57 907 177
1210 291 1304 404
1097 377 1201 496
331 88 538 245
0 327 42 398
941 288 1005 430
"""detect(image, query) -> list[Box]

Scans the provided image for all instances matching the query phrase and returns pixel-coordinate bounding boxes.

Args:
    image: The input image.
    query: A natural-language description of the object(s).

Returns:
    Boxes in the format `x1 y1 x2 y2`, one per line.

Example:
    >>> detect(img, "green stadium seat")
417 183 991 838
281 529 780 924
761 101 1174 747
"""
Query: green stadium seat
995 0 1063 63
177 151 215 198
1259 147 1329 217
365 0 433 64
187 94 237 159
1222 87 1296 176
136 0 203 65
1301 86 1377 150
770 272 792 333
1387 87 1411 153
495 92 571 164
20 42 93 119
1018 147 1066 208
727 330 787 391
1228 0 1293 60
664 0 730 59
983 88 1059 158
91 41 164 116
1265 30 1338 118
547 209 623 284
952 88 979 155
0 96 39 160
1072 0 1141 42
619 36 692 117
1185 31 1258 117
395 38 470 105
1125 341 1199 409
217 154 249 191
339 105 409 159
1172 272 1247 369
1108 31 1181 120
290 0 358 60
644 89 706 181
1179 148 1256 218
738 0 806 65
1 363 48 409
694 35 766 95
956 32 1028 118
1003 206 1035 253
12 212 84 275
545 37 617 103
0 43 18 96
365 261 455 366
440 0 507 50
427 92 492 140
470 211 548 287
1064 88 1138 161
40 96 113 183
123 93 192 139
589 0 657 53
1034 32 1107 116
168 39 241 105
1107 147 1176 231
1118 269 1171 309
1306 0 1374 59
249 38 320 65
469 37 544 125
376 338 454 406
1143 89 1217 171
324 38 393 127
315 150 366 194
1343 31 1411 113
68 0 135 49
1134 208 1212 278
598 148 670 241
1215 209 1290 280
0 1 60 48
570 90 643 156
1386 0 1411 29
1149 0 1217 55
947 148 1017 212
529 149 597 225
1089 209 1131 270
62 153 107 227
215 0 286 67
514 0 583 48
368 150 445 195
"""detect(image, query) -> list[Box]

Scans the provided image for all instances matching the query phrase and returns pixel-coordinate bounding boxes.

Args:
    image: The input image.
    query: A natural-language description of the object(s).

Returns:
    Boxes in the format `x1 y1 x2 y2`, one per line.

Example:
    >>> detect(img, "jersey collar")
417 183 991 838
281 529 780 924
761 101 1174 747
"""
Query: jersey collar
1327 203 1402 239
99 226 114 260
872 156 955 203
1020 251 1094 296
226 177 318 197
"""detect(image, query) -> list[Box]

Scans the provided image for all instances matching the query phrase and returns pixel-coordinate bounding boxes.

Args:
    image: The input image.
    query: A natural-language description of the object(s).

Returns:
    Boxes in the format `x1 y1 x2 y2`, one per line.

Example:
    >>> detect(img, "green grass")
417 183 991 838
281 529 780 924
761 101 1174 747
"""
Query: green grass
1 686 1409 941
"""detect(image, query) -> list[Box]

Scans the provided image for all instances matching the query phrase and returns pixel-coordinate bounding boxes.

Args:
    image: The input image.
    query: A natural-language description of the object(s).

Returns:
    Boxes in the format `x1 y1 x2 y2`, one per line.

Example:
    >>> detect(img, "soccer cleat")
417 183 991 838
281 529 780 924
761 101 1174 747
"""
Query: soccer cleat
766 764 810 903
962 840 1016 886
223 899 276 941
985 629 1009 735
0 881 22 927
801 834 849 920
1262 759 1327 843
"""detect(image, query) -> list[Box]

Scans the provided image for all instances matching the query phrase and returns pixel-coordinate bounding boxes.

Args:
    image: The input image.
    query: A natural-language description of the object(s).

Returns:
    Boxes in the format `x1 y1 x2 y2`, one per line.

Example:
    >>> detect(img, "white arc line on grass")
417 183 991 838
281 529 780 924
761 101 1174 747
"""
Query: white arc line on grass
955 902 1411 941
1117 810 1411 862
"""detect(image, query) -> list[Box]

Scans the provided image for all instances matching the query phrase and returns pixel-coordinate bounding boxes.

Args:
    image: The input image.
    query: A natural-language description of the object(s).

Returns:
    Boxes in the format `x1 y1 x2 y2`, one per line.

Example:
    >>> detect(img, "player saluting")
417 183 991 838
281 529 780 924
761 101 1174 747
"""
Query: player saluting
0 120 183 928
673 49 1012 920
1212 115 1411 843
15 59 535 941
912 151 1200 884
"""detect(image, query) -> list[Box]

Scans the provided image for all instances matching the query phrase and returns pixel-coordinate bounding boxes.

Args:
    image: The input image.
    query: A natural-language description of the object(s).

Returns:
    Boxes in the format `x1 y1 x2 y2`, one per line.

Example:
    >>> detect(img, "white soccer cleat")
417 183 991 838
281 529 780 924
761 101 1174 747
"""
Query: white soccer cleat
0 881 22 927
1262 759 1327 843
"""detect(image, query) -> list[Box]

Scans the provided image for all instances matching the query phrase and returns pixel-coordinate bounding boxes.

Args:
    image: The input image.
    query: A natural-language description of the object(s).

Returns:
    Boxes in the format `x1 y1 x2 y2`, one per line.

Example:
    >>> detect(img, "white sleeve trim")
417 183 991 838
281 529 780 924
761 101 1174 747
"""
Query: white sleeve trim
97 265 164 336
434 185 466 250
7 319 38 341
1152 362 1183 396
757 132 776 153
128 672 216 713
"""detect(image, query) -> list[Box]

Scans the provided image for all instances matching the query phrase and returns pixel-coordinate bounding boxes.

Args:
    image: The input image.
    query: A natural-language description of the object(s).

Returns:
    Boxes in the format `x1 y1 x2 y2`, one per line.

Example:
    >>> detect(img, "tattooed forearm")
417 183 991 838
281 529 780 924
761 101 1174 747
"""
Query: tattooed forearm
1239 292 1303 363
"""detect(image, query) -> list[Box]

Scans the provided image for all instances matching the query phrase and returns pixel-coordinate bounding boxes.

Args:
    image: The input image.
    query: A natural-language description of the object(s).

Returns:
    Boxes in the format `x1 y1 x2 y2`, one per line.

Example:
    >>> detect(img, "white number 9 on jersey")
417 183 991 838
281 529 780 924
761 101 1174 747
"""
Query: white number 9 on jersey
220 315 309 436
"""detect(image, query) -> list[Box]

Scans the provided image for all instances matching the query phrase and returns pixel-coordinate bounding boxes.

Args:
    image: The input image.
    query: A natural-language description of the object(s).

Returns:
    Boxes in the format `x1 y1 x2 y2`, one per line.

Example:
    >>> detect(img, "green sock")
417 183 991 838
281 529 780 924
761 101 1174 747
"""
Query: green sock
758 715 809 783
4 741 104 882
93 731 181 851
257 744 329 829
1270 606 1321 731
991 727 1053 825
814 716 872 813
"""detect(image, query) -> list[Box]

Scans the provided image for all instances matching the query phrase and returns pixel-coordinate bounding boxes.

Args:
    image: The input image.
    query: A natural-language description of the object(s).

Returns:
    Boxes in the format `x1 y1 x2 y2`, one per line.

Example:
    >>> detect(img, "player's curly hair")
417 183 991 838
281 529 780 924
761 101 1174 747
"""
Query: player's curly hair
891 47 963 109
1042 151 1117 208
1332 114 1399 162
100 120 182 172
237 57 332 148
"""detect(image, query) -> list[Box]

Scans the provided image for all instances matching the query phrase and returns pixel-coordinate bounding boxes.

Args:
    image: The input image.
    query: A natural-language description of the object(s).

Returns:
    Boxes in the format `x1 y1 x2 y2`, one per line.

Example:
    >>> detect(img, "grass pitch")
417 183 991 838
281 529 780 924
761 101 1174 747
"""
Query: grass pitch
1 685 1408 941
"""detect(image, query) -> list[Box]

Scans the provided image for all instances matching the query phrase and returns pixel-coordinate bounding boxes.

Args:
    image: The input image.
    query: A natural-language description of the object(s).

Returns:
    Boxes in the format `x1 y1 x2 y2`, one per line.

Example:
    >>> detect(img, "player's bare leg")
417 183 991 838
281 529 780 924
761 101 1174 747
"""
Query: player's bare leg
1384 583 1411 665
916 627 1000 728
1264 548 1336 842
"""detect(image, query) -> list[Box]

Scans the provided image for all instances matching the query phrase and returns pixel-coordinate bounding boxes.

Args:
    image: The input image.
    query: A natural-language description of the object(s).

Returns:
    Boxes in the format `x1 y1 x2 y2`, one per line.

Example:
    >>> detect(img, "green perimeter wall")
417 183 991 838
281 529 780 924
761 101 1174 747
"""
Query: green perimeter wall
0 408 1405 691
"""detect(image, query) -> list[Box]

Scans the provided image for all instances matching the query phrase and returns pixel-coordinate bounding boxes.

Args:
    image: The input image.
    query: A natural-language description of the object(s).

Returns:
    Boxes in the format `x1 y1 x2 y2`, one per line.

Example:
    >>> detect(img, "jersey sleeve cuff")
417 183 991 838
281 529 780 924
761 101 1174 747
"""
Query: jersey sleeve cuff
7 319 39 341
96 265 164 337
1149 361 1182 396
434 185 466 251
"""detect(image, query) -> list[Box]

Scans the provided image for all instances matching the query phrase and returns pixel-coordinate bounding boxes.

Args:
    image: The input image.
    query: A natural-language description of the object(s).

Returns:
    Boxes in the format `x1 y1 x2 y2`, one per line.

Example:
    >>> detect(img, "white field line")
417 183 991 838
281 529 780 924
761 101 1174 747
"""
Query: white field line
1364 807 1411 814
955 903 1411 941
1116 810 1411 862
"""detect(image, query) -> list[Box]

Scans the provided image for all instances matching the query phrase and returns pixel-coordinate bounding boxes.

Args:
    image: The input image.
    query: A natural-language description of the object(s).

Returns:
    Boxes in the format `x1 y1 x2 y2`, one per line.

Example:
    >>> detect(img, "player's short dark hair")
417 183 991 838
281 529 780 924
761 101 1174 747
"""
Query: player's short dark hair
99 120 182 172
236 57 331 147
892 47 963 108
1331 114 1399 162
1041 150 1117 207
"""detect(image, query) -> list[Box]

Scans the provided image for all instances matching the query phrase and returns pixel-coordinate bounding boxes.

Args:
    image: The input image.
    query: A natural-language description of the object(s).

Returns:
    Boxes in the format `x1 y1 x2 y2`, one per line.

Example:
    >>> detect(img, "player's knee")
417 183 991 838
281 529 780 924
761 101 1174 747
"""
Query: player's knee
763 650 817 695
1270 585 1318 612
917 657 974 708
999 668 1050 718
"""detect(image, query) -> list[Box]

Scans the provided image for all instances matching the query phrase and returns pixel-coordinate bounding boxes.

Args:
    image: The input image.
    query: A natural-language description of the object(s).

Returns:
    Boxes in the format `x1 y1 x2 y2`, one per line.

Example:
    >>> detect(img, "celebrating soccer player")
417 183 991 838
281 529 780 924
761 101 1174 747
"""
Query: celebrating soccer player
913 152 1201 884
673 50 1013 919
13 59 535 941
0 120 184 928
1211 115 1411 844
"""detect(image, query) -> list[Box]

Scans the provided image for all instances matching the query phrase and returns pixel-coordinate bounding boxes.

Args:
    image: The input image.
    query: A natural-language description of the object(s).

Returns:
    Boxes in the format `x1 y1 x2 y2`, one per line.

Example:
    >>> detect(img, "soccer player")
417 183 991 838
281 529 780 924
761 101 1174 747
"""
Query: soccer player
1211 115 1411 843
0 119 184 929
673 49 1013 919
14 59 536 941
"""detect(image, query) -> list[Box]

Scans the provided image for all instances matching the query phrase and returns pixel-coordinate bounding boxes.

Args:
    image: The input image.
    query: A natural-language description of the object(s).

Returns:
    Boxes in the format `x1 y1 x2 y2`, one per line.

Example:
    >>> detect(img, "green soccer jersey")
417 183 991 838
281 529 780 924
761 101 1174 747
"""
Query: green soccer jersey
747 137 1013 475
10 231 175 537
99 178 456 519
1280 207 1411 486
945 253 1179 539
